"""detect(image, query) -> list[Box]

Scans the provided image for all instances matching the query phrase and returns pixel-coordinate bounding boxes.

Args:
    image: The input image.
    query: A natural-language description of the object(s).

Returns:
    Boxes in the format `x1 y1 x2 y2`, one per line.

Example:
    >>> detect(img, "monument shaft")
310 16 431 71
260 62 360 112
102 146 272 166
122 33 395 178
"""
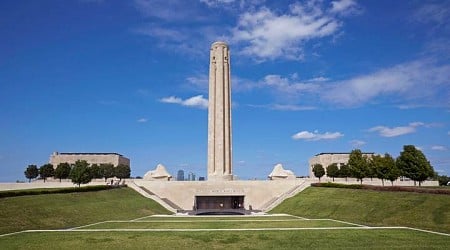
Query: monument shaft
208 42 232 181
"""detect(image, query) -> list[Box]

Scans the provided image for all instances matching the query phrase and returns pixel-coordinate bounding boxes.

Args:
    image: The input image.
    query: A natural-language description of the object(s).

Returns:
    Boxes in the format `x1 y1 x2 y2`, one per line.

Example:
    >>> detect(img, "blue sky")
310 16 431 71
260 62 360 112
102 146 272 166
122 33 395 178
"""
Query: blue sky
1 0 449 182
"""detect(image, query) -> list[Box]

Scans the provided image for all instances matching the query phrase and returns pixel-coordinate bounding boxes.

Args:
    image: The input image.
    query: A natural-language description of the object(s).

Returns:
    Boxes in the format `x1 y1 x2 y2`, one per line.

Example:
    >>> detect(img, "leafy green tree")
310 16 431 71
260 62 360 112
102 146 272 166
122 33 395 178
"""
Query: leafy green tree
24 164 39 182
312 164 325 182
90 164 102 179
100 163 115 182
437 175 450 186
69 160 92 187
338 163 350 182
54 162 71 182
367 157 377 181
386 160 400 186
114 164 131 181
372 154 387 186
39 164 55 182
396 145 435 186
348 149 369 184
326 163 339 182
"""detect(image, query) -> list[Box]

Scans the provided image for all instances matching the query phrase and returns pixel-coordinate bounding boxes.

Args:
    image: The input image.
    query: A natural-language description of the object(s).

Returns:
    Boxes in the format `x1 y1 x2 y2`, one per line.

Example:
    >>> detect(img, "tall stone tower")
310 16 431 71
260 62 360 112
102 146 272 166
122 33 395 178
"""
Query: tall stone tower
207 41 233 181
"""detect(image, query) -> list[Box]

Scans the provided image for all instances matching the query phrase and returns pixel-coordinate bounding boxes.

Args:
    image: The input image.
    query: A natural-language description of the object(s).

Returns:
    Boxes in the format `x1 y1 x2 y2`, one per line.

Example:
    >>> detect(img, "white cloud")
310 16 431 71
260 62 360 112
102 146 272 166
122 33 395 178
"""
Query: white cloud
292 130 343 141
368 122 424 137
330 0 360 16
263 75 320 93
200 0 235 7
160 95 209 109
431 145 447 151
350 140 366 148
137 118 148 123
322 59 450 107
413 2 450 27
232 1 353 60
134 0 200 21
248 103 316 111
134 25 187 42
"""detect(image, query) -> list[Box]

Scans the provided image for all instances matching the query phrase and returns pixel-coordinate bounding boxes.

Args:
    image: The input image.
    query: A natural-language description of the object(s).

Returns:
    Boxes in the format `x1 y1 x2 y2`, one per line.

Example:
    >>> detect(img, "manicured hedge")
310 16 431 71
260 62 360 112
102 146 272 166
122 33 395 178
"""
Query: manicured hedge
0 185 126 198
311 182 450 195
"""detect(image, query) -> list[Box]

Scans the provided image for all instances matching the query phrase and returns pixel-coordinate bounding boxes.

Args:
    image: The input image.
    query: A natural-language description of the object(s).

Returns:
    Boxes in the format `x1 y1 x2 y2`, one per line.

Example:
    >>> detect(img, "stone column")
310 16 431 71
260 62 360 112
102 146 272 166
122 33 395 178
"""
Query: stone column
207 41 232 181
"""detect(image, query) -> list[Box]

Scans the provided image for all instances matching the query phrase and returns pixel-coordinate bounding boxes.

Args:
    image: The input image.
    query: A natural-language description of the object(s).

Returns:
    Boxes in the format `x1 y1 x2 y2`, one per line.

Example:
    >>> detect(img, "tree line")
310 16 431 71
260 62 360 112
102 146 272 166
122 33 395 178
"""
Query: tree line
24 161 131 187
312 145 437 186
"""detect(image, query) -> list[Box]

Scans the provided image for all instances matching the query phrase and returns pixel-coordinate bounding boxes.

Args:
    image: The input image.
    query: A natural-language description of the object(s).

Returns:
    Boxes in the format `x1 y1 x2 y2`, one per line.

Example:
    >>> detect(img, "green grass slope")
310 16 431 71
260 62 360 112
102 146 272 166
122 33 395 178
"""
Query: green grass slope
271 187 450 233
0 187 170 234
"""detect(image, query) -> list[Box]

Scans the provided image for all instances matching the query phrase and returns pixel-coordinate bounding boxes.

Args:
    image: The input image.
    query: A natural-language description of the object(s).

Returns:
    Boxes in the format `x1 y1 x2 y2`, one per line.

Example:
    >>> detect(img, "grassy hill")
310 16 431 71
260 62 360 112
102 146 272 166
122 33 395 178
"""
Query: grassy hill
271 186 450 233
0 187 170 234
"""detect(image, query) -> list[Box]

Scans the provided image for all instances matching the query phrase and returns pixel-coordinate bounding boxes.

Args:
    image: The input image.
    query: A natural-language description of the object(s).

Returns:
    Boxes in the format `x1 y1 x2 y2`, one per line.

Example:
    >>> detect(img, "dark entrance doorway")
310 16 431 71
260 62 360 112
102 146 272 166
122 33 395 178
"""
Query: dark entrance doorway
195 195 244 215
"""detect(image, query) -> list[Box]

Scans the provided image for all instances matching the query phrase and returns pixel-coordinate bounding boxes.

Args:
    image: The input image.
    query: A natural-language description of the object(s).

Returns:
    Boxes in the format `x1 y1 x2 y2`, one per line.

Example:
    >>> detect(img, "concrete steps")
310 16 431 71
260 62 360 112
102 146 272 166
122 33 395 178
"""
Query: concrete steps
260 180 311 212
127 181 177 213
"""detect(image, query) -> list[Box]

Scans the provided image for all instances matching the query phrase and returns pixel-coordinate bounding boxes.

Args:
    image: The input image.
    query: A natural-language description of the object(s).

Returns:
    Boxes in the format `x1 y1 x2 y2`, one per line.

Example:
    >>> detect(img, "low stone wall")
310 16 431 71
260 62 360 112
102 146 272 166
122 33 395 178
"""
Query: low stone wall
0 181 106 191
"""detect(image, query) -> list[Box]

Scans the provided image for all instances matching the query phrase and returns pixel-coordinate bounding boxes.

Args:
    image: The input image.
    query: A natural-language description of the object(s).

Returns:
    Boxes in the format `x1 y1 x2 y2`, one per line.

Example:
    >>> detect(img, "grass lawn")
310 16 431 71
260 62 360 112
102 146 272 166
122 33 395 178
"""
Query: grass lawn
0 229 448 249
82 219 350 229
0 187 170 234
271 186 450 233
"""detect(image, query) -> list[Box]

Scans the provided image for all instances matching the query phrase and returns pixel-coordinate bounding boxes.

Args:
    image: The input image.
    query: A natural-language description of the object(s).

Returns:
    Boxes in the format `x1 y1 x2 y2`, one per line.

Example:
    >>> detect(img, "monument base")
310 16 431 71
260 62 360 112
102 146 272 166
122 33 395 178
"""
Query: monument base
207 174 233 181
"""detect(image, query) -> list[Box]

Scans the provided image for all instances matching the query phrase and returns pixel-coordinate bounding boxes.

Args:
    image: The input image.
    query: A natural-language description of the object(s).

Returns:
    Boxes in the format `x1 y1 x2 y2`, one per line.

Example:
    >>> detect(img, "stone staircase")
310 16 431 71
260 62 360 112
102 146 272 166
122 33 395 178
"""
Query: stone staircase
127 181 178 213
259 180 311 212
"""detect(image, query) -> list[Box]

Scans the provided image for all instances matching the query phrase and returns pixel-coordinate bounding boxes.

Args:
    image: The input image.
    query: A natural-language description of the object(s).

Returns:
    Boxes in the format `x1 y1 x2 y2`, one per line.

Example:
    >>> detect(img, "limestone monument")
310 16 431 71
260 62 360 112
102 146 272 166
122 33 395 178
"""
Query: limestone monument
143 164 172 181
207 41 233 181
268 163 296 180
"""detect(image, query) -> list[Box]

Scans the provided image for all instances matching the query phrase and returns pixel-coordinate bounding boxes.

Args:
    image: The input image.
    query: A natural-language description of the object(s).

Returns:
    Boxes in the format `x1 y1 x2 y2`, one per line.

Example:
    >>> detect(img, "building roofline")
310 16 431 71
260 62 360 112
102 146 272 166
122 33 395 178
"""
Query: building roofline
314 152 375 156
54 152 125 157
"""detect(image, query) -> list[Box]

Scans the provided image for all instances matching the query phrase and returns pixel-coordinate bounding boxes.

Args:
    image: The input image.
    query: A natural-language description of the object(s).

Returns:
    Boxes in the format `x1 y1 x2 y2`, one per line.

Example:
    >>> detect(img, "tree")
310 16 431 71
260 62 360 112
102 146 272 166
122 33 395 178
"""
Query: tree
69 160 92 187
367 157 377 181
437 175 450 186
326 163 339 182
90 164 102 179
338 163 350 182
348 149 369 184
312 164 325 182
386 160 400 186
114 164 131 181
396 145 435 186
100 163 115 182
372 154 387 186
24 165 39 182
39 164 55 182
54 162 71 182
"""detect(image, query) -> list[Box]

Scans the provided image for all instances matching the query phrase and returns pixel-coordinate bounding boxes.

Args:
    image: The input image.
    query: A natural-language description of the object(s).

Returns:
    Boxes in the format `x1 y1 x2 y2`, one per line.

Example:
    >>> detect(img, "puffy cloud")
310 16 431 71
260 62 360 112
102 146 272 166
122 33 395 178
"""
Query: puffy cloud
160 95 209 109
248 103 316 111
431 145 447 151
137 118 148 123
292 130 343 141
232 1 353 60
368 122 424 137
262 75 320 94
350 140 366 148
134 0 200 21
321 59 450 107
200 0 235 7
330 0 361 16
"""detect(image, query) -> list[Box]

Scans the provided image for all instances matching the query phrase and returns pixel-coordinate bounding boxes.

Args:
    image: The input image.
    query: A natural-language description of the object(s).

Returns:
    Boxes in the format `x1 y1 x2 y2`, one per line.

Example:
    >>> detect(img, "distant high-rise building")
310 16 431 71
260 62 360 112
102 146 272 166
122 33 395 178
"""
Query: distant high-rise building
177 170 185 181
188 172 196 181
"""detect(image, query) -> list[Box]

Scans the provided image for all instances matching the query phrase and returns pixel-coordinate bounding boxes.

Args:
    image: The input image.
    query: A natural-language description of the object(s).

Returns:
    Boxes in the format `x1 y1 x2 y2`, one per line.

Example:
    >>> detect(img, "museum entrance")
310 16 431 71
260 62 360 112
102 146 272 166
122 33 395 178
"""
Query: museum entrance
195 195 245 215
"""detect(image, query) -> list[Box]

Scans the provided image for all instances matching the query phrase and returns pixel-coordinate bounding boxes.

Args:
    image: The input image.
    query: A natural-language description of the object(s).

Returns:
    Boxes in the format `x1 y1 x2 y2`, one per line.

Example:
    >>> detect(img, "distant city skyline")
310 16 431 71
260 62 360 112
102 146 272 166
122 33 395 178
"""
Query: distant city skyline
0 0 449 182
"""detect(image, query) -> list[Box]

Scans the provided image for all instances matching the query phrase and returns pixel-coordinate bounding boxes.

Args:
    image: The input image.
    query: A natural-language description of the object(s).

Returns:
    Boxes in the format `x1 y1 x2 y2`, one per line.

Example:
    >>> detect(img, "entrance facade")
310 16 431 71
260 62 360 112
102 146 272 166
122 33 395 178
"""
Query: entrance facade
195 195 244 211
